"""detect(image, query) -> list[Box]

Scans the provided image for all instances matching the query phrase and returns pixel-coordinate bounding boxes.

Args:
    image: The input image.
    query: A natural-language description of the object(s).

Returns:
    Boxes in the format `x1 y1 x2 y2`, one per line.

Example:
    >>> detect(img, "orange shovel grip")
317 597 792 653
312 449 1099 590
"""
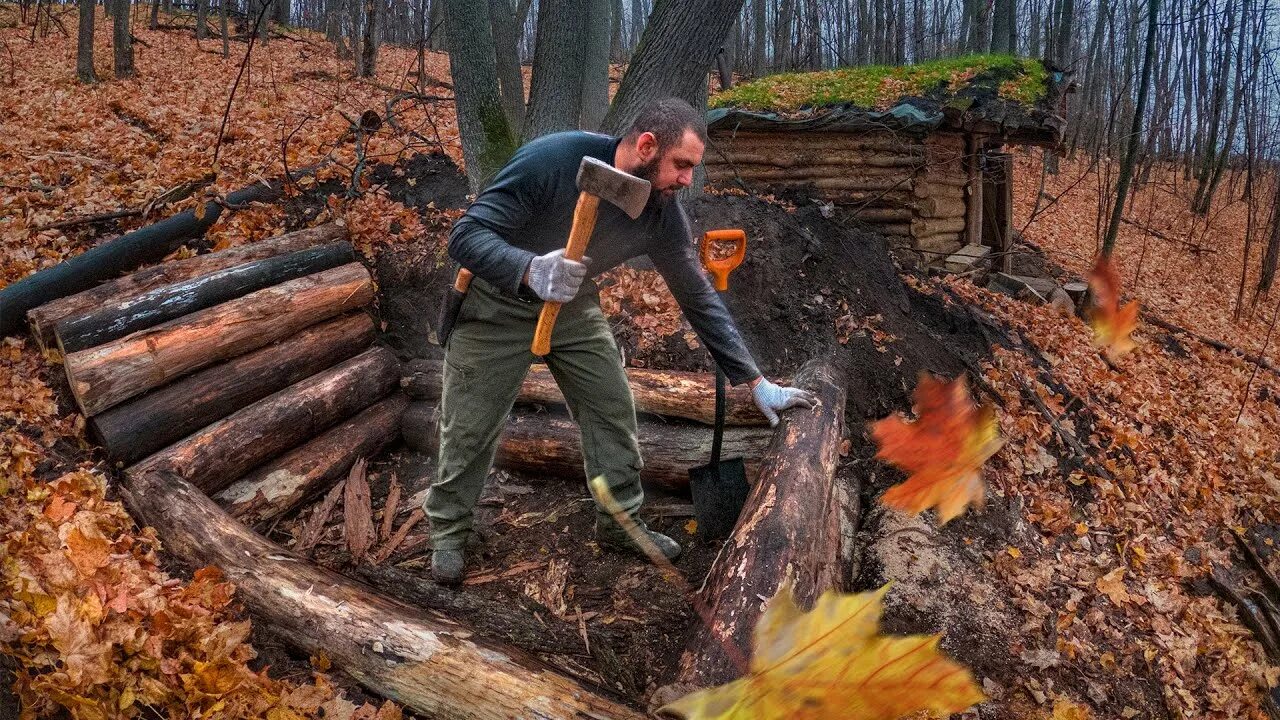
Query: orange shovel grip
700 229 747 291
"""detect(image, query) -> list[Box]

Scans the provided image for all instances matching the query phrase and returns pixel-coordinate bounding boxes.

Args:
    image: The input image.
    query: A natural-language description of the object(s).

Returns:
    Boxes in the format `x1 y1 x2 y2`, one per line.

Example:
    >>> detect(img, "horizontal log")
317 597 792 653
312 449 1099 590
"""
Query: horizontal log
216 394 409 527
127 346 399 494
912 183 966 199
917 233 965 256
810 177 911 191
915 196 968 218
709 131 922 153
914 173 970 188
676 355 850 687
847 207 914 223
90 313 375 463
401 402 774 492
56 242 355 353
0 177 287 337
707 152 925 169
401 359 770 426
727 166 914 183
119 470 643 720
912 216 968 237
64 262 374 416
27 223 347 351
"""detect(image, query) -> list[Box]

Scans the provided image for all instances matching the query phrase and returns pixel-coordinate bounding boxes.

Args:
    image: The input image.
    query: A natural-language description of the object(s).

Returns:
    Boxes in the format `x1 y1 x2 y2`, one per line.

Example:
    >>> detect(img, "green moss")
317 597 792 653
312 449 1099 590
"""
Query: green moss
711 55 1048 113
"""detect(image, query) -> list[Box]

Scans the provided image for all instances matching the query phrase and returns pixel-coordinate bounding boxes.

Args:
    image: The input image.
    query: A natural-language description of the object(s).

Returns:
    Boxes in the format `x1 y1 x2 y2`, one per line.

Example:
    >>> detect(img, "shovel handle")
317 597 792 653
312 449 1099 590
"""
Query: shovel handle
532 192 600 356
700 229 747 291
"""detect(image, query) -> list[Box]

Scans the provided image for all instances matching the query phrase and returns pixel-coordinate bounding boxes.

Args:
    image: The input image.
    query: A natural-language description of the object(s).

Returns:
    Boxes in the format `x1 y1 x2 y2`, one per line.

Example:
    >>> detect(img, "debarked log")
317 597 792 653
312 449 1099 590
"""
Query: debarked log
215 394 410 527
119 469 643 720
400 358 770 426
401 401 774 492
27 223 347 350
675 354 849 687
55 241 355 353
127 346 399 495
90 312 376 464
64 262 373 416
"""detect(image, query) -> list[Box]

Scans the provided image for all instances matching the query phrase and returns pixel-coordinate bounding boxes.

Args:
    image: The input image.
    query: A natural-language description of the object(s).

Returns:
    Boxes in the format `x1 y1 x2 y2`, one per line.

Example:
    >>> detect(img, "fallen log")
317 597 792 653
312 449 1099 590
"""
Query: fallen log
401 359 769 426
27 223 346 350
64 262 374 416
674 354 849 687
56 241 355 353
401 402 774 492
216 394 409 527
127 346 399 494
90 312 375 463
119 469 643 720
0 176 285 337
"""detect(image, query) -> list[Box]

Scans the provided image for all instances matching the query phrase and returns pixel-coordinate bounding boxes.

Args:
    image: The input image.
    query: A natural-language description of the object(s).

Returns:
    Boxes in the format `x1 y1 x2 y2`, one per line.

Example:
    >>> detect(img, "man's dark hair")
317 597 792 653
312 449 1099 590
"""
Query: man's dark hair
623 97 709 153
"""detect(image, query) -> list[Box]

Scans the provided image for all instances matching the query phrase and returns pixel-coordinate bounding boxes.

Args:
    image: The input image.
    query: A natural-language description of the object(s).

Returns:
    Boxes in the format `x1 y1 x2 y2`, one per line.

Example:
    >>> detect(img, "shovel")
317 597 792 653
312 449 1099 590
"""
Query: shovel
688 228 750 541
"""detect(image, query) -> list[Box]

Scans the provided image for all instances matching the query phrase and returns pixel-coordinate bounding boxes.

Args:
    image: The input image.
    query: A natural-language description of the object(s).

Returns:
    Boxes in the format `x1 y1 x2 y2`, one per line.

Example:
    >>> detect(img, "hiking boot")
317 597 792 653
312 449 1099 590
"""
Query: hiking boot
431 549 465 586
596 515 682 560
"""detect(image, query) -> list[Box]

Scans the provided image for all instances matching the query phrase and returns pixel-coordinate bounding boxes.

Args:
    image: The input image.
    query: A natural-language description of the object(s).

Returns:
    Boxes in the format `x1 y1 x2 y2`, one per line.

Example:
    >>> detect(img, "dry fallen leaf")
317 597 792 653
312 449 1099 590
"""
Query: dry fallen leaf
871 373 1002 523
1087 254 1140 359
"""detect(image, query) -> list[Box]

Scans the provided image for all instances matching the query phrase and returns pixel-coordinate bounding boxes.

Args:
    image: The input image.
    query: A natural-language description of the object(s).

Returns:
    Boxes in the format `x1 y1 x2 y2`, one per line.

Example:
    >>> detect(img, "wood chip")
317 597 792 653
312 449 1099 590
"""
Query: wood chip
371 508 424 565
344 458 373 563
379 473 401 543
461 559 545 586
296 480 345 555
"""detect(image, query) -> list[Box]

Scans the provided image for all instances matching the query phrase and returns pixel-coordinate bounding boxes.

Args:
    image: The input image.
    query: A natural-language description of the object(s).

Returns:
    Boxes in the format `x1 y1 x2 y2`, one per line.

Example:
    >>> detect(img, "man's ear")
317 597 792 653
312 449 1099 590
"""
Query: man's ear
635 131 659 162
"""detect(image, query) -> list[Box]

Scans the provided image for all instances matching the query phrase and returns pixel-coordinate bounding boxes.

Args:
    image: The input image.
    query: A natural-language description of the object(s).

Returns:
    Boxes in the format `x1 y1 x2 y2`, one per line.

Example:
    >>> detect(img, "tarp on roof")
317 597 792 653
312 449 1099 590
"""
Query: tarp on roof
706 103 944 135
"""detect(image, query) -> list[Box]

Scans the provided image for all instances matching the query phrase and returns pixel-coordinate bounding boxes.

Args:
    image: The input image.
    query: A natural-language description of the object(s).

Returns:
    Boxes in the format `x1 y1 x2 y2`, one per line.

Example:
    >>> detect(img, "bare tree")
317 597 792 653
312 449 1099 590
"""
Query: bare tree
490 0 526 133
445 0 518 192
76 0 96 83
525 0 585 139
1102 0 1160 258
581 0 613 130
113 0 134 79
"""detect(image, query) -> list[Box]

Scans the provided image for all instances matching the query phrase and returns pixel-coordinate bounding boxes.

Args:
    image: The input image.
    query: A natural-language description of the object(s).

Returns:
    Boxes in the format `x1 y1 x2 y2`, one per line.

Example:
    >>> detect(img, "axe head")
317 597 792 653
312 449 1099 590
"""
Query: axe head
576 156 652 220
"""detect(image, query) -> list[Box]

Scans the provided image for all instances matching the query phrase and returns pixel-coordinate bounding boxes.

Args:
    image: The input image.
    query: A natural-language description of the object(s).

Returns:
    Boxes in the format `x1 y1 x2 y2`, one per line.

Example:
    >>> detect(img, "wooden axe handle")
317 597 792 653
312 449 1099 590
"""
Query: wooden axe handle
532 192 599 356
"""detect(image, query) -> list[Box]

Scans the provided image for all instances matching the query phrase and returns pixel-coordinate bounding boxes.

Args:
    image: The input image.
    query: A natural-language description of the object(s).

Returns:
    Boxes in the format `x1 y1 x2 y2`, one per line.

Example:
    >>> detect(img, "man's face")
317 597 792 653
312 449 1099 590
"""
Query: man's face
634 128 705 206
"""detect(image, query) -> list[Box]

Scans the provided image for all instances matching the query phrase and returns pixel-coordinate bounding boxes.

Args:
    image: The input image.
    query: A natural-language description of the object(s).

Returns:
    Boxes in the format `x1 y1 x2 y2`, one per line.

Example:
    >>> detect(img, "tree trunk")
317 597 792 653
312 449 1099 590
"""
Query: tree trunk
749 0 765 74
91 313 375 463
524 0 585 139
445 0 518 192
580 0 612 131
113 0 134 78
221 0 229 56
274 0 289 24
600 0 747 136
127 346 399 494
1101 0 1159 258
774 0 794 70
55 242 355 354
216 394 409 525
990 0 1011 53
195 0 208 38
27 224 345 351
64 263 374 417
674 355 850 687
401 358 771 425
1 180 294 339
401 401 774 491
149 0 159 30
118 470 644 720
77 0 96 82
488 0 526 134
1257 181 1280 298
358 0 379 77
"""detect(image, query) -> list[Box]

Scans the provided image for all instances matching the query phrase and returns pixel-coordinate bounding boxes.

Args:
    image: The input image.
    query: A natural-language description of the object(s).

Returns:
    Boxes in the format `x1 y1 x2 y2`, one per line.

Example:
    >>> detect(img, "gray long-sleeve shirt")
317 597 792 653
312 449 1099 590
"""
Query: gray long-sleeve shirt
448 130 761 385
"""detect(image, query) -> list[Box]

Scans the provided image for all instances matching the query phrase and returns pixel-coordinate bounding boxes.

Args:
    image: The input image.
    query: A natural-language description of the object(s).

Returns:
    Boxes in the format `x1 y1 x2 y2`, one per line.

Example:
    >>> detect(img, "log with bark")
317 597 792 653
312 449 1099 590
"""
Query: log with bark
400 358 770 426
673 354 850 687
401 402 774 492
90 313 375 463
55 242 355 353
708 152 923 169
127 346 399 495
216 394 409 527
0 177 287 337
119 469 643 720
64 262 374 416
27 223 346 350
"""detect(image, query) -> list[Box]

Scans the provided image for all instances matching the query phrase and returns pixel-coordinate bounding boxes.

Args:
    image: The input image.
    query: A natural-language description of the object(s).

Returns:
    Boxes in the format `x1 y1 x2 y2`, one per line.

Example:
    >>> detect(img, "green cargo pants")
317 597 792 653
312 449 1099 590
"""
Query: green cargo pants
425 275 644 551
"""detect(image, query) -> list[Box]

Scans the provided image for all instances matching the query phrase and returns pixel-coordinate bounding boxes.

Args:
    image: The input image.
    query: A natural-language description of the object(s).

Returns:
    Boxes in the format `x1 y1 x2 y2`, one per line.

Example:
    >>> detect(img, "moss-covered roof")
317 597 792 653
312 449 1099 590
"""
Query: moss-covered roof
711 55 1048 113
708 56 1062 146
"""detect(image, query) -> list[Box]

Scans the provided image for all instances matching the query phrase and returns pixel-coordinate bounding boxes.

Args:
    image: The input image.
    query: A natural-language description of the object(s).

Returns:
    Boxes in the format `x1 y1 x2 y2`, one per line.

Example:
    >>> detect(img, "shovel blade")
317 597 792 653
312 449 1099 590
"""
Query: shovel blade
688 457 750 541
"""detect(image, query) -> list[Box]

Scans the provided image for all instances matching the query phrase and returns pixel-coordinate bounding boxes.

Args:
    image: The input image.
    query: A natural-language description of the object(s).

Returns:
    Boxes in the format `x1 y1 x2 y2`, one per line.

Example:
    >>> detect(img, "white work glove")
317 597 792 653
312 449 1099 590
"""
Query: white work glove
526 249 589 303
751 377 817 427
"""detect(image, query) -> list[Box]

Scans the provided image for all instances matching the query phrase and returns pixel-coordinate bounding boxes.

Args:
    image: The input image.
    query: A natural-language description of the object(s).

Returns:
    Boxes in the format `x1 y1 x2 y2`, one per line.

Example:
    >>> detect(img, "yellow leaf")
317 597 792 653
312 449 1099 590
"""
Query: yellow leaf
1087 255 1139 359
1052 695 1093 720
685 519 698 535
1096 567 1133 606
660 582 984 719
1007 546 1022 558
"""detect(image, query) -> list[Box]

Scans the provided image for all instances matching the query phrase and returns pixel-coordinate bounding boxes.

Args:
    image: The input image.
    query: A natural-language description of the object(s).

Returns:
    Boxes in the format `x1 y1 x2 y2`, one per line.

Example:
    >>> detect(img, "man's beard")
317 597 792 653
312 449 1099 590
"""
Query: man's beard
634 156 674 208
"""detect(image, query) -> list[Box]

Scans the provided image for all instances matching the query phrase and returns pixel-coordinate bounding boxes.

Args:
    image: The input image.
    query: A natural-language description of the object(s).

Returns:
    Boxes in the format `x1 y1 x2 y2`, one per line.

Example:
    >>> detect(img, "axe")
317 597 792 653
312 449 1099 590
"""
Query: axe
531 156 651 356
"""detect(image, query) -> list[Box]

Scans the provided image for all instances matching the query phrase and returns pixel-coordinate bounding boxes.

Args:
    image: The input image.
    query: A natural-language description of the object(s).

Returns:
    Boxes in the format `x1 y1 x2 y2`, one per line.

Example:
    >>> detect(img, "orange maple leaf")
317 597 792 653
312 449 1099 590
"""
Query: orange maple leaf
871 373 1002 523
1087 254 1140 358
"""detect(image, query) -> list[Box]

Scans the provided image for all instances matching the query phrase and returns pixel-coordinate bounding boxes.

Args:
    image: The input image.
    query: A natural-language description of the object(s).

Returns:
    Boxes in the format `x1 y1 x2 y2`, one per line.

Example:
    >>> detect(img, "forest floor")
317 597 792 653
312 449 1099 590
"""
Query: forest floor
3 8 1280 720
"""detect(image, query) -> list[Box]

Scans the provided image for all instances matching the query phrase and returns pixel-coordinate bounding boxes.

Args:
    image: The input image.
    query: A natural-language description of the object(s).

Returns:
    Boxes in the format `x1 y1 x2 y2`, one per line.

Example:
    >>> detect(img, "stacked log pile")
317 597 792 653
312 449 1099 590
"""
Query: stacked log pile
27 223 407 525
704 129 975 261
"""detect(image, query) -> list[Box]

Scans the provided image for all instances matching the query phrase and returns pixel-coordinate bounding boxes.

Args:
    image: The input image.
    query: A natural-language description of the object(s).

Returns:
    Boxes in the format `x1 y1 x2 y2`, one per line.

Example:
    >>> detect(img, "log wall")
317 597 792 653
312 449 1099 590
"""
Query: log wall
705 129 983 263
